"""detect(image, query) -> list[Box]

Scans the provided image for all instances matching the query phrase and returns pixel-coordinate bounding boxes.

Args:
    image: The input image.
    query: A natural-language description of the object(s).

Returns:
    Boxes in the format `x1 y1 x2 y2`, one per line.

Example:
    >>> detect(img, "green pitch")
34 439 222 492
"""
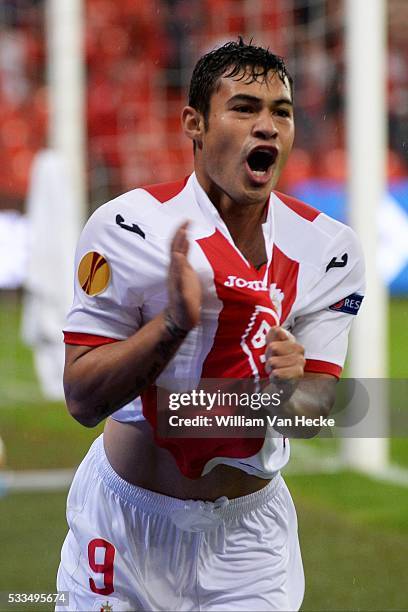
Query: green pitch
0 294 407 611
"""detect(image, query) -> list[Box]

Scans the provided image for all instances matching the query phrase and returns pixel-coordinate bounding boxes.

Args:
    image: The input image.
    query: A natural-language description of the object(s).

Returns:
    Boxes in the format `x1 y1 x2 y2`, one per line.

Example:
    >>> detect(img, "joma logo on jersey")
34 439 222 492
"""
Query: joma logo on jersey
224 277 285 318
224 276 267 291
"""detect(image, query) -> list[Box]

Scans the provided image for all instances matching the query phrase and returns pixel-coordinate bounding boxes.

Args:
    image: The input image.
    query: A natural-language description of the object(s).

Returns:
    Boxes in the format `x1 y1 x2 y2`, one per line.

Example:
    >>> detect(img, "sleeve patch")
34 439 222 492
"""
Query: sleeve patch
78 251 111 296
329 293 364 315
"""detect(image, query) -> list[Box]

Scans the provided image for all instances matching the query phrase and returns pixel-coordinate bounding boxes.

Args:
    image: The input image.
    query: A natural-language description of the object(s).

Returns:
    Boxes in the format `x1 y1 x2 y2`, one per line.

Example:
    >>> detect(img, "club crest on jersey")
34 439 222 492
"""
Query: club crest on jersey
78 251 111 296
269 283 285 319
329 293 364 315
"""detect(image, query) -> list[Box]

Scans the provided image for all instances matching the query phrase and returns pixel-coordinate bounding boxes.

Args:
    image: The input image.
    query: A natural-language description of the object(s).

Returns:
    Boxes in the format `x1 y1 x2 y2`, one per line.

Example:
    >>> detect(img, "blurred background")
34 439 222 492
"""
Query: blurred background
0 1 407 610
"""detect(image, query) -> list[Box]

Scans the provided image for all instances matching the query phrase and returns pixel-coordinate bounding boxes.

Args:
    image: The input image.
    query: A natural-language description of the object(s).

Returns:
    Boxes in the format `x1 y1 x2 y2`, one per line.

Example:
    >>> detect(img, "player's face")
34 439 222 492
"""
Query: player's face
194 70 294 207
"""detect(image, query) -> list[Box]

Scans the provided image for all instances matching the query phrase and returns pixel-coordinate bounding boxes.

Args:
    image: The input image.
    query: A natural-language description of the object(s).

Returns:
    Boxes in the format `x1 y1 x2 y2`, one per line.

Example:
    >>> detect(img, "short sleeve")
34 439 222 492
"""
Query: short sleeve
63 201 147 343
292 225 365 378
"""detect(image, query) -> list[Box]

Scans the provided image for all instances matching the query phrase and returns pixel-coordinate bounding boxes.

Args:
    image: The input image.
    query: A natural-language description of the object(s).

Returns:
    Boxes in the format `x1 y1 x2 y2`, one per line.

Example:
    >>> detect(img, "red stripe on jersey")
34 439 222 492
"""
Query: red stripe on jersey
63 331 118 346
143 229 284 476
198 229 279 379
274 190 320 222
268 244 299 324
142 230 279 476
141 177 188 203
305 359 342 379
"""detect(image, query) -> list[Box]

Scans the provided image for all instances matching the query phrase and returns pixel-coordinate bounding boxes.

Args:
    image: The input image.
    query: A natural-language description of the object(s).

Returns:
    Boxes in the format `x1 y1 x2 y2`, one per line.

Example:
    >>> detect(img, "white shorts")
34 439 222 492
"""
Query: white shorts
56 435 304 611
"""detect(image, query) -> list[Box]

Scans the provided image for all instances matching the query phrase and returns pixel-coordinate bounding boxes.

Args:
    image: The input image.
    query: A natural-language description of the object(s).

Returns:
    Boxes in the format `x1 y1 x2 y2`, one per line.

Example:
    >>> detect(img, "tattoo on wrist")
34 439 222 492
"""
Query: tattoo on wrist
134 320 187 394
163 309 190 340
132 311 190 396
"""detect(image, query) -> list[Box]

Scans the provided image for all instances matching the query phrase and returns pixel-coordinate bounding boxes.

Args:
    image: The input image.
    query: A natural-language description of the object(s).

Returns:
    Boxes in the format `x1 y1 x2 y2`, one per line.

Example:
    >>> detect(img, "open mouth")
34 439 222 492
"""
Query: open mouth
246 148 278 177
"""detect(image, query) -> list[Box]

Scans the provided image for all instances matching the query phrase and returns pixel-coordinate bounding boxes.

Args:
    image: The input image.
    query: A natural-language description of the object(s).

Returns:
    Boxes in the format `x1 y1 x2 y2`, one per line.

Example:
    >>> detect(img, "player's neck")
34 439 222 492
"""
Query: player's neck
201 180 268 266
197 175 267 233
214 191 268 245
219 200 267 239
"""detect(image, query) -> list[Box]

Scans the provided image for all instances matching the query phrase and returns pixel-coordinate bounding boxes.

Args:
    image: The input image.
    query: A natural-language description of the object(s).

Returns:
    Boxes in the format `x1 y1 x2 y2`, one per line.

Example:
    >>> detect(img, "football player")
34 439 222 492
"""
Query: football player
57 39 364 611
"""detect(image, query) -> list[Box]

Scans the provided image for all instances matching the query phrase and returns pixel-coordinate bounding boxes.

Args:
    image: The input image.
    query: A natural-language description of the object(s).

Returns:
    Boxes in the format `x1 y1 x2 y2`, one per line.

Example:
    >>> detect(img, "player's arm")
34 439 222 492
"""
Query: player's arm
64 223 201 427
263 223 365 420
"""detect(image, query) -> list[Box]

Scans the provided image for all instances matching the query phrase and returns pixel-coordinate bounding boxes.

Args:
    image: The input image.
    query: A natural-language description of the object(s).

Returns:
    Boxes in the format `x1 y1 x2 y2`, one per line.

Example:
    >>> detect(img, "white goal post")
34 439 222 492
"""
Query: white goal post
343 0 389 472
46 0 86 227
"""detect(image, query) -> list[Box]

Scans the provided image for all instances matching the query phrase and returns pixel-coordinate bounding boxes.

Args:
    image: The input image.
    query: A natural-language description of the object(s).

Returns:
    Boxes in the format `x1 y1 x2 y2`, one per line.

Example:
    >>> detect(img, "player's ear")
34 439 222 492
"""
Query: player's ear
181 106 204 150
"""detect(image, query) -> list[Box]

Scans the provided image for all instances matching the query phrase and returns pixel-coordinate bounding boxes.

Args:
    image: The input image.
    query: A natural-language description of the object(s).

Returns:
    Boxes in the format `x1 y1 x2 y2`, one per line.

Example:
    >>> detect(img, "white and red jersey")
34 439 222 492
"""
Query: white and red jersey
64 173 365 478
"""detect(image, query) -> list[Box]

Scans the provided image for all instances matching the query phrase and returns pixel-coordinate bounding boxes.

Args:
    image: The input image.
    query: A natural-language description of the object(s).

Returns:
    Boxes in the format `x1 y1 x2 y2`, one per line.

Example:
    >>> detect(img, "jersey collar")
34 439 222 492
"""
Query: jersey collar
189 172 275 275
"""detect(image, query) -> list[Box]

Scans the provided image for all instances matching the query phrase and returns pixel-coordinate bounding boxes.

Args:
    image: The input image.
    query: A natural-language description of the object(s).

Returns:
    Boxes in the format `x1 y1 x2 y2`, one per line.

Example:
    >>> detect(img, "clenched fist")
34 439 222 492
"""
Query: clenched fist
264 326 306 380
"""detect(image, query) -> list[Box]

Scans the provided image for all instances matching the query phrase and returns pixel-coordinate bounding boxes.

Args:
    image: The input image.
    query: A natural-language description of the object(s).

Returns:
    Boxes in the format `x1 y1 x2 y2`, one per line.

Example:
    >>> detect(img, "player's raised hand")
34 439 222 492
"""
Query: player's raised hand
264 326 305 379
167 222 202 331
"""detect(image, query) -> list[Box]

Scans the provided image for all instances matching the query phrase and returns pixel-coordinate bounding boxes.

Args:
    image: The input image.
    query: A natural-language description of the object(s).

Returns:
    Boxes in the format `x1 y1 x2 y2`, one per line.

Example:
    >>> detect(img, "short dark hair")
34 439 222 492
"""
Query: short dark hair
188 37 293 128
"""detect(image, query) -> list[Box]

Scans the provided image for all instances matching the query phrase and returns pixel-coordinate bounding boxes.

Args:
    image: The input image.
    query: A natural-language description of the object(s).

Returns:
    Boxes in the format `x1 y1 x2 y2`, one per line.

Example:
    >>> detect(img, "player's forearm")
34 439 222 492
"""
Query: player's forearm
265 377 337 437
282 378 336 418
64 311 189 427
